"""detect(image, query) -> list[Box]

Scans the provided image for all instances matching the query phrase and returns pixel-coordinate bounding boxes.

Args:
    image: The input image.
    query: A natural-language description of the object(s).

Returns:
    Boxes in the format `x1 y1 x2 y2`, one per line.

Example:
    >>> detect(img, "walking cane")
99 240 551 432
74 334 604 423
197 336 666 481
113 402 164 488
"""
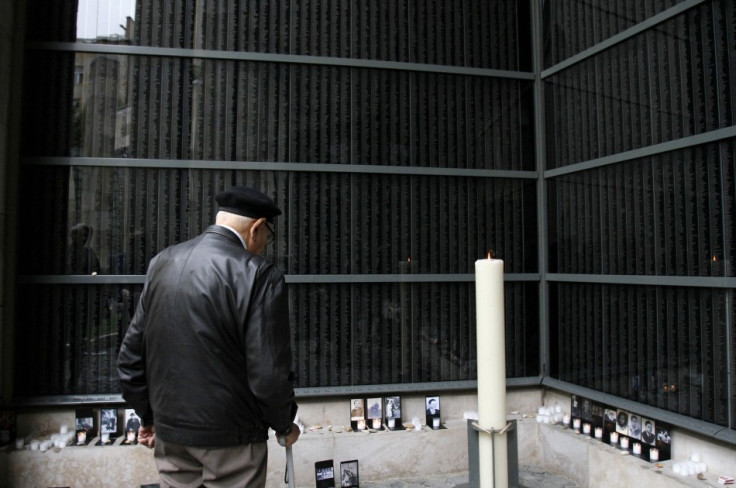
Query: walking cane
279 437 296 488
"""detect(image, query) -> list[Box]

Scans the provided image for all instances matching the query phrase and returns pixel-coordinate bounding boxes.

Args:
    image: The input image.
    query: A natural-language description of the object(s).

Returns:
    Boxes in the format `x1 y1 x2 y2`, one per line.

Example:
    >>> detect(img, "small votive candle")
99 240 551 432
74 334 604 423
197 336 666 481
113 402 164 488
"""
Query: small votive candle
126 430 136 442
387 418 396 429
59 424 68 434
357 420 365 431
594 427 603 439
609 432 619 445
432 417 440 429
633 442 642 455
572 418 581 430
77 431 86 445
650 448 659 461
620 436 629 449
15 438 24 449
583 423 591 434
372 418 381 429
101 433 110 444
563 414 571 426
30 440 40 451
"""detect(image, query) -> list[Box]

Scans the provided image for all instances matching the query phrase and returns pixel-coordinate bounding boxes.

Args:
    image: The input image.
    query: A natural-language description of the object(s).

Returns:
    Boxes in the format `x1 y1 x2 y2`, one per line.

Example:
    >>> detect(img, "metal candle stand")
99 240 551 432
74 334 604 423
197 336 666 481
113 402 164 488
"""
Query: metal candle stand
467 419 519 488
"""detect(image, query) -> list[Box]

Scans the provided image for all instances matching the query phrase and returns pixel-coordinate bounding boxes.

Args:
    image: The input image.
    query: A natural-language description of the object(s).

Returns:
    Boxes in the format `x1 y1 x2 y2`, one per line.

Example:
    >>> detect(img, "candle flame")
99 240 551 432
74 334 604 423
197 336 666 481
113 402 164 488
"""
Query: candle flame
407 256 411 262
487 250 494 259
713 255 717 261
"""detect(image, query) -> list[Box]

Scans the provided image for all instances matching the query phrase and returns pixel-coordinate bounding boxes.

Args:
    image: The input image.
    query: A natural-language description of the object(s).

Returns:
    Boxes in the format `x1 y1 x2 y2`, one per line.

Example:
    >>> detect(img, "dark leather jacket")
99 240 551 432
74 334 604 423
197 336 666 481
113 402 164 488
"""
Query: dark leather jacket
118 225 297 447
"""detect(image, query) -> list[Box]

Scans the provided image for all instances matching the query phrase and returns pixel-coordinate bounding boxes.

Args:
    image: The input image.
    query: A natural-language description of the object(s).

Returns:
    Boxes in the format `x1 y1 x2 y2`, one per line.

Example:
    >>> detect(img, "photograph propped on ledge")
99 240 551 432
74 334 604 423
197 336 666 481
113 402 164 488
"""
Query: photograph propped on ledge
349 398 366 431
384 396 403 430
366 397 383 430
340 460 359 487
425 395 444 429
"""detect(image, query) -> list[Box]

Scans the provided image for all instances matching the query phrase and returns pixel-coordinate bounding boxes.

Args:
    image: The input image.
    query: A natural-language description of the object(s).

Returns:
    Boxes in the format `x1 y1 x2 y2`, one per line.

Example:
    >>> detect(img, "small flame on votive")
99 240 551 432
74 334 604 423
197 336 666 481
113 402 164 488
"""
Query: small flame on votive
407 256 411 262
713 255 717 261
487 250 494 259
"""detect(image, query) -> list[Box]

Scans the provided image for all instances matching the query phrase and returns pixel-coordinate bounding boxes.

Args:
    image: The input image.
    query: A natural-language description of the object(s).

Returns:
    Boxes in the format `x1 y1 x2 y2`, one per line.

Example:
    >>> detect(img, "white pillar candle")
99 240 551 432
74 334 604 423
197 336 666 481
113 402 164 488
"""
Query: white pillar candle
610 432 619 445
77 431 86 445
126 430 136 442
650 448 659 461
432 417 440 429
572 418 581 430
30 440 40 450
620 436 629 449
583 423 591 434
594 427 603 439
562 414 570 426
475 255 508 488
372 418 381 430
633 442 642 455
388 418 395 429
357 420 365 431
101 433 110 444
59 425 68 434
15 438 24 449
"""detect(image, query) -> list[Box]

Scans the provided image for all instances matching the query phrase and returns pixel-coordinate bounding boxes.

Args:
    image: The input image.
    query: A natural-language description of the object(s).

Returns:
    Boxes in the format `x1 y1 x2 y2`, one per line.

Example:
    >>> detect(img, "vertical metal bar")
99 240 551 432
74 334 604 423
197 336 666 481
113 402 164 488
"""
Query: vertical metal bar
530 0 548 378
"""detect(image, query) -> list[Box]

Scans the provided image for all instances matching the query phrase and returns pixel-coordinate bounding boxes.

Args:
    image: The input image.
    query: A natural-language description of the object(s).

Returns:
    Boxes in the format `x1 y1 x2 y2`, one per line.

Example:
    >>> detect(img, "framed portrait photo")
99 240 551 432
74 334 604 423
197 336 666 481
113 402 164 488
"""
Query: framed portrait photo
315 460 336 488
384 396 403 430
340 460 359 487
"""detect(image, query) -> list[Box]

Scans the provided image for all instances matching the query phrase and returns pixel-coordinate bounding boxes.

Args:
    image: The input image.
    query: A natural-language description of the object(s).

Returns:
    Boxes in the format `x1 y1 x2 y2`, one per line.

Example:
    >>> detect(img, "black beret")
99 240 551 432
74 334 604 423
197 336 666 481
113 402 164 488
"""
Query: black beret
215 186 282 223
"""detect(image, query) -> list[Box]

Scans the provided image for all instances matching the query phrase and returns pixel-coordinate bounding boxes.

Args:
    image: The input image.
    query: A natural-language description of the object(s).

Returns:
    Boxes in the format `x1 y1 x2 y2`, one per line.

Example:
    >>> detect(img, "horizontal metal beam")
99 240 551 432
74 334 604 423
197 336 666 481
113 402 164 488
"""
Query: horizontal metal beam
541 0 706 79
22 156 537 180
27 41 535 80
544 125 736 179
547 273 736 289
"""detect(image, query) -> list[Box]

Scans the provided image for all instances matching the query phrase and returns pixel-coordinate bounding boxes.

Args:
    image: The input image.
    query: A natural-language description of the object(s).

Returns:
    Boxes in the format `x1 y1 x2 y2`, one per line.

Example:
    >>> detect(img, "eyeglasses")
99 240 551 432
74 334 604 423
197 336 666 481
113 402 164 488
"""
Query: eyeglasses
265 223 275 244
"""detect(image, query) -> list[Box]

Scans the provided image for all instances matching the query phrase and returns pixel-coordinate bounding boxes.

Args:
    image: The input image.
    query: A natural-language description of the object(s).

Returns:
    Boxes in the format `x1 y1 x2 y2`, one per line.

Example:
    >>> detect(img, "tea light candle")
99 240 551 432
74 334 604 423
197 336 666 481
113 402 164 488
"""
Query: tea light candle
620 436 629 449
388 418 396 429
650 448 659 461
432 417 440 429
583 423 591 434
572 418 581 430
633 442 641 455
357 420 365 431
594 427 603 439
372 418 381 429
77 431 86 445
609 432 619 445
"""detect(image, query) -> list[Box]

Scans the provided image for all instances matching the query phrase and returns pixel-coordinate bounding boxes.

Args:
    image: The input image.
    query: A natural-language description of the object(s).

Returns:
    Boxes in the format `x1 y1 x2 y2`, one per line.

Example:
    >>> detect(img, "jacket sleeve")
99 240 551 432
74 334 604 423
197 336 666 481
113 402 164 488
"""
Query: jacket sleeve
117 263 156 426
245 265 297 434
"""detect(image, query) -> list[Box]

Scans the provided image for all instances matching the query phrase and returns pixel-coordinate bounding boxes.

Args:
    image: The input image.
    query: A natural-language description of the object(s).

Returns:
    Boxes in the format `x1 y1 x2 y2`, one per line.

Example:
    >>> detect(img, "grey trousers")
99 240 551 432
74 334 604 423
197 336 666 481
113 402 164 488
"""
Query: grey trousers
154 437 268 488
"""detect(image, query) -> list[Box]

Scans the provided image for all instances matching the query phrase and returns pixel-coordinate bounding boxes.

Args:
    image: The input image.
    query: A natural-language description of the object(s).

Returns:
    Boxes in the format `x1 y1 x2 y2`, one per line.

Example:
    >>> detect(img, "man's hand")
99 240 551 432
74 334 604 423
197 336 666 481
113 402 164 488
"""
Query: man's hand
137 425 156 448
276 423 300 448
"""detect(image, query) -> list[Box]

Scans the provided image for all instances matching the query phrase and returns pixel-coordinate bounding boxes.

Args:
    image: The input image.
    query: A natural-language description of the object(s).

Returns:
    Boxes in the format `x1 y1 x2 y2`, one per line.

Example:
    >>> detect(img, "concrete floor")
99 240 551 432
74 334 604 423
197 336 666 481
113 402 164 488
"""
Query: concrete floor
359 465 579 487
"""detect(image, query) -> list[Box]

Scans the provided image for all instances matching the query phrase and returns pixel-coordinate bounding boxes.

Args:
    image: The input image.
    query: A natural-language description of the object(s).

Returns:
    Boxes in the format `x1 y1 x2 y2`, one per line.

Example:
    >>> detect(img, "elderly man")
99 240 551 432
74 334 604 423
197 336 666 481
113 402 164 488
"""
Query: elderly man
118 185 299 487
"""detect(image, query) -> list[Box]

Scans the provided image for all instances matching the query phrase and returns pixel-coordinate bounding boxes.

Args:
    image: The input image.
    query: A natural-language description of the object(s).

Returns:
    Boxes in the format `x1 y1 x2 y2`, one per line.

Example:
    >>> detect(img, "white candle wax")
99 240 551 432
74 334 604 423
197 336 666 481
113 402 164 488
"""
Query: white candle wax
372 418 381 430
357 420 365 431
432 417 440 429
620 436 629 449
30 440 40 451
59 425 68 434
101 433 110 444
650 448 659 461
126 430 136 442
15 438 24 449
573 418 581 430
633 442 641 455
563 414 571 425
594 427 603 439
610 432 619 444
77 431 86 445
475 256 508 488
388 418 395 429
583 423 591 434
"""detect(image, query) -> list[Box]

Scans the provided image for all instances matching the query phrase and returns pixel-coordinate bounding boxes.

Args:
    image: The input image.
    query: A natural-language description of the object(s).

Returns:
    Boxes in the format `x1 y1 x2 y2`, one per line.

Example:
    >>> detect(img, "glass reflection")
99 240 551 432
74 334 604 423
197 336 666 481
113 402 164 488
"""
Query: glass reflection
76 0 136 42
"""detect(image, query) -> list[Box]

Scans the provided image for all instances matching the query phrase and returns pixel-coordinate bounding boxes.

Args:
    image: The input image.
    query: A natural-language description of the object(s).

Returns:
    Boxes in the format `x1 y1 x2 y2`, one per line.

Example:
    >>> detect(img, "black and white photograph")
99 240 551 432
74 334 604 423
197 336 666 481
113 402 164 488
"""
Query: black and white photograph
641 418 656 445
340 460 359 487
75 407 94 433
100 408 118 434
350 399 365 420
425 396 440 418
124 409 140 444
615 409 629 436
627 414 641 440
384 396 401 419
366 397 382 420
315 460 335 488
